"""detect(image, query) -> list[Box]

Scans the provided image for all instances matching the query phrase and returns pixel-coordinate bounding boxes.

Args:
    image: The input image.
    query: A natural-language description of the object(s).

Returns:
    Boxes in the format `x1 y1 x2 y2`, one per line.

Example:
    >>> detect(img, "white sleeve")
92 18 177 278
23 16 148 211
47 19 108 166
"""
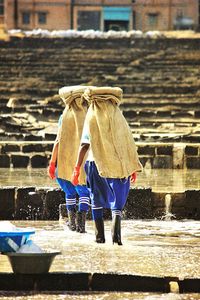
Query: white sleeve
81 121 90 144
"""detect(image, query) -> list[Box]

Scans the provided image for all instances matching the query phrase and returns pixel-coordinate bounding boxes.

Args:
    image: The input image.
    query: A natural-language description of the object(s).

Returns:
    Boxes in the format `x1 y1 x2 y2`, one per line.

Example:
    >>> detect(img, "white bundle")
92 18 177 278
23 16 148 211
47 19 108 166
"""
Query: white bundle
17 240 44 253
0 221 16 232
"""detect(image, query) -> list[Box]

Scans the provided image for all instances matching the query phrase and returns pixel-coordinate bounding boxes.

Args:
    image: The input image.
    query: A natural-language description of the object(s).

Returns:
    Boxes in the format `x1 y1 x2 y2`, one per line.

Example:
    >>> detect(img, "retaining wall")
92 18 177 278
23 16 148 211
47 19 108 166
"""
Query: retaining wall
0 141 200 169
0 186 200 220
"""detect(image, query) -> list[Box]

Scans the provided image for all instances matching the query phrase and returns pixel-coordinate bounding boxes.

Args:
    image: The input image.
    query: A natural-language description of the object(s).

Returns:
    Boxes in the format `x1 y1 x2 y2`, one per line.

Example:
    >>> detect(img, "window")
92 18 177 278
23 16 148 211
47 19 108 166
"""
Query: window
176 9 183 18
77 11 100 30
38 12 47 24
148 13 158 28
22 12 30 24
0 0 4 15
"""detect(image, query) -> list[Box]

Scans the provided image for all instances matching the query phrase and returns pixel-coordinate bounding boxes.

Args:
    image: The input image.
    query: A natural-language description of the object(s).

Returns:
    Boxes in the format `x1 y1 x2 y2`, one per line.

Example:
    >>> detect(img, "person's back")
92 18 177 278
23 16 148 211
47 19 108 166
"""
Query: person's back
72 86 142 244
48 85 90 233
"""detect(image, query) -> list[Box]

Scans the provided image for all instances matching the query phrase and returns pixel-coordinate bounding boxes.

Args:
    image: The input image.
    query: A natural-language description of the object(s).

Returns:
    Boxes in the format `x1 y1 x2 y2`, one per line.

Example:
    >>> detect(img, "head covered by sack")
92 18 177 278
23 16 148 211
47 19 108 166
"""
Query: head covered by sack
83 86 143 178
57 85 89 184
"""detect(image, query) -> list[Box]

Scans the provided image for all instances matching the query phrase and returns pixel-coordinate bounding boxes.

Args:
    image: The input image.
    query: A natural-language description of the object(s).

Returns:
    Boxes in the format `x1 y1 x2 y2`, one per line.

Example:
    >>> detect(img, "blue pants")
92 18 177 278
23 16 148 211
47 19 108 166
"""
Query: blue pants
56 178 90 212
84 161 130 220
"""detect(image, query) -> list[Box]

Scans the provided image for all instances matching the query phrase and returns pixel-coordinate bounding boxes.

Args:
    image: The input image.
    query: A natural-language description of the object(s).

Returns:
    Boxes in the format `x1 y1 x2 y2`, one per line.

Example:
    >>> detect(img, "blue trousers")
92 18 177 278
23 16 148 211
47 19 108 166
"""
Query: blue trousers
84 161 130 220
56 178 90 212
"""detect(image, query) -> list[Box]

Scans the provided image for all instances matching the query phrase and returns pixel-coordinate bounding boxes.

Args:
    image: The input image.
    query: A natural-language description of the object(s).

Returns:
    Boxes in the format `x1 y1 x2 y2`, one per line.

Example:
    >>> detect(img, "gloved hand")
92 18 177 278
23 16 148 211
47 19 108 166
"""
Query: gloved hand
71 165 80 186
130 172 137 183
48 162 56 179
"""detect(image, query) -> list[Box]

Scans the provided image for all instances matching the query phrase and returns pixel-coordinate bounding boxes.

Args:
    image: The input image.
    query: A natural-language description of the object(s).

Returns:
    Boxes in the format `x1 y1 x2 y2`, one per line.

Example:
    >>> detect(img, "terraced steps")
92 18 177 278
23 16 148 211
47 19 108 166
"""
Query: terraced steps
0 37 200 150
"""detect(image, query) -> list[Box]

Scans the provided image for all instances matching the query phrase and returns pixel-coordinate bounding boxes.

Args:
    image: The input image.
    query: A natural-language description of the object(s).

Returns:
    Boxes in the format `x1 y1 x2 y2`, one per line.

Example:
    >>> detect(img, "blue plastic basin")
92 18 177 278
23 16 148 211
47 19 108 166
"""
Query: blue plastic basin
0 229 35 253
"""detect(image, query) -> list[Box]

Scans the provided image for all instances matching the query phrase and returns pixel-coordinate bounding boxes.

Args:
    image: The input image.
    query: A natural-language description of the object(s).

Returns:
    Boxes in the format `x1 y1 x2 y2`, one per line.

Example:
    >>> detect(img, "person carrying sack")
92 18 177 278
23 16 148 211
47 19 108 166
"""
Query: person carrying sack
71 86 142 245
48 85 90 233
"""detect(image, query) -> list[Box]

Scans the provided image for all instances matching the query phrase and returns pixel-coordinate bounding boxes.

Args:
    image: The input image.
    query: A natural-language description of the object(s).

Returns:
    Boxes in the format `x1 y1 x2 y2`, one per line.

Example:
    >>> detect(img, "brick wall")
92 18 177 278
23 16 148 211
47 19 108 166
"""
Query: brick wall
5 0 71 30
133 0 199 31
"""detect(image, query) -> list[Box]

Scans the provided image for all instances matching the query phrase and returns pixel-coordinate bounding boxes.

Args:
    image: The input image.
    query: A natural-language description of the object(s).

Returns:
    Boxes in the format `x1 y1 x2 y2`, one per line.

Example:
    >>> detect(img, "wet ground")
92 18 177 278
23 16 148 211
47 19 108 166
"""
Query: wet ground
1 168 200 192
1 220 200 299
0 291 200 300
1 169 200 299
1 220 200 278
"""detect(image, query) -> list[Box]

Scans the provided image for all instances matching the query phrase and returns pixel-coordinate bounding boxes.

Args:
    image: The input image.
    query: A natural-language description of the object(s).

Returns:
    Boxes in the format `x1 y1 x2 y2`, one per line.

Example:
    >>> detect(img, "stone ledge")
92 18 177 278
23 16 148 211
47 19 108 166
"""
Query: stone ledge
0 272 199 293
0 272 90 291
1 187 200 220
91 273 169 292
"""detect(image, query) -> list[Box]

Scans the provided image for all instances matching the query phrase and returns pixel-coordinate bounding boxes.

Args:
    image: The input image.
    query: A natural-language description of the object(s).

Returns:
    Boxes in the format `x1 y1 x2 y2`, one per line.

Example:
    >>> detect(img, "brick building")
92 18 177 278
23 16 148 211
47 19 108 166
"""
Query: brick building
4 0 71 30
1 0 200 31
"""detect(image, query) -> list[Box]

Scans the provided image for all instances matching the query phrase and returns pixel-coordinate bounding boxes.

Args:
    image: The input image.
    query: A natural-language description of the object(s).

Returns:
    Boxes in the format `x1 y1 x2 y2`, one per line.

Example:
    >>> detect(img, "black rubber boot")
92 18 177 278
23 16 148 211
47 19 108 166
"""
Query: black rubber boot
112 215 123 246
67 209 76 231
94 218 105 243
76 211 87 233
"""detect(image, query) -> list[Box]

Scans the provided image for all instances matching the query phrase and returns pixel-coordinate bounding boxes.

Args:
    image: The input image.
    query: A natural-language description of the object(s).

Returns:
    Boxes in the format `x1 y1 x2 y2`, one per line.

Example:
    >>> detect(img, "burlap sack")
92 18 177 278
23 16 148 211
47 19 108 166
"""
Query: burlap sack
83 86 143 178
57 86 88 184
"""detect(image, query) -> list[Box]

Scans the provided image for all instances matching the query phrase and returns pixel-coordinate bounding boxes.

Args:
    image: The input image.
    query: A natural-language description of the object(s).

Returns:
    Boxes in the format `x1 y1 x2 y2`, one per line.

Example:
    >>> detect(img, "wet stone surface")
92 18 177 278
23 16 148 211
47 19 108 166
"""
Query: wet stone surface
1 220 200 279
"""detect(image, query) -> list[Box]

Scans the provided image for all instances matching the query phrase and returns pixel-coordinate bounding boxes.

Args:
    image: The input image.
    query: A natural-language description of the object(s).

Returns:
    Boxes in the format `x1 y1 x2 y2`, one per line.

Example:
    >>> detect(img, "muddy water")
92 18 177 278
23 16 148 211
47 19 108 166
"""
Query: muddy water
1 168 200 192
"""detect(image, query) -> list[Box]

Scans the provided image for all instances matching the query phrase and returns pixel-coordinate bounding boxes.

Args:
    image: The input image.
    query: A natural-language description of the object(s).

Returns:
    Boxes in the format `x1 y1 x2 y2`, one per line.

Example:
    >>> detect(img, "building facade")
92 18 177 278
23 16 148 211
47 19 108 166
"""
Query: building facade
4 0 71 30
0 0 4 28
1 0 200 31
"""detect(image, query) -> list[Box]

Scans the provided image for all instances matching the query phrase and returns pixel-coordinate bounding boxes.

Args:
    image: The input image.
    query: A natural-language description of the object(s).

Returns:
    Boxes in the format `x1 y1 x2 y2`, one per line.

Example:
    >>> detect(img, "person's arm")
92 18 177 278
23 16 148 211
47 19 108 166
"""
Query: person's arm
76 143 90 168
71 143 89 185
50 141 59 164
48 141 59 179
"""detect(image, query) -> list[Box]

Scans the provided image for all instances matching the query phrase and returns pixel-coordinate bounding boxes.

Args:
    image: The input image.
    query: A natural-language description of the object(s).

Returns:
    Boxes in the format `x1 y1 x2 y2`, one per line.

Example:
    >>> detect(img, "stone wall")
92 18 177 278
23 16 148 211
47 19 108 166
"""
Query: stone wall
0 186 200 220
0 141 200 169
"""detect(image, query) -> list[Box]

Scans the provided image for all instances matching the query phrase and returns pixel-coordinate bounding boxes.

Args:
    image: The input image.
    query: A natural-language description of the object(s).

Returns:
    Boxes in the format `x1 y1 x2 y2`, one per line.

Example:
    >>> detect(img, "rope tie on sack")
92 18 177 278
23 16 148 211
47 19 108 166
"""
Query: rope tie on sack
83 87 122 106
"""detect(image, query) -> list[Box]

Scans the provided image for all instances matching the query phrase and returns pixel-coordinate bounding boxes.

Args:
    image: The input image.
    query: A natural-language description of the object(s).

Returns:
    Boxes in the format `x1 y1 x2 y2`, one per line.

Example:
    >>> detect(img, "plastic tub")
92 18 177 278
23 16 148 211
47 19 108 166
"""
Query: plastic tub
4 251 61 274
0 229 35 253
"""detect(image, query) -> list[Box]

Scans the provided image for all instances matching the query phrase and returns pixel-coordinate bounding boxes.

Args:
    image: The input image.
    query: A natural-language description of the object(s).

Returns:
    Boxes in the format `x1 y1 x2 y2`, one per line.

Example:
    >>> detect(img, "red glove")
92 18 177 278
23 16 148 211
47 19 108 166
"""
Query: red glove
130 172 137 183
48 162 56 179
71 165 80 186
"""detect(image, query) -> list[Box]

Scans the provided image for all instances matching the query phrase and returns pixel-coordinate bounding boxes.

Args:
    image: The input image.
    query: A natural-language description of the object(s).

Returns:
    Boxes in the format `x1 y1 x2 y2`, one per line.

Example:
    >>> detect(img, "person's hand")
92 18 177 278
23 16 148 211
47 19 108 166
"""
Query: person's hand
130 172 137 183
71 165 80 186
48 162 56 179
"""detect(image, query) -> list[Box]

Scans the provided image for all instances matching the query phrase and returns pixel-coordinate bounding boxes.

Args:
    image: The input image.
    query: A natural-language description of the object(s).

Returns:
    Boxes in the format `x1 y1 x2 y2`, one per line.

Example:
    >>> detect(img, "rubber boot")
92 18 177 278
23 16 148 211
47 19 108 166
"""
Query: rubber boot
67 209 76 231
112 215 122 245
76 211 87 233
94 218 105 243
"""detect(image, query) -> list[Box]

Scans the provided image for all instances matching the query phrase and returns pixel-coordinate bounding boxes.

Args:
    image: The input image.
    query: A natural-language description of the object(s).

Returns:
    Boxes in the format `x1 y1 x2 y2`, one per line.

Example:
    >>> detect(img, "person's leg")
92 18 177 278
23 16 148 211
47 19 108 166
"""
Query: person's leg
84 161 107 243
107 177 130 245
75 185 90 212
111 209 122 245
75 185 90 233
92 205 105 243
56 178 77 231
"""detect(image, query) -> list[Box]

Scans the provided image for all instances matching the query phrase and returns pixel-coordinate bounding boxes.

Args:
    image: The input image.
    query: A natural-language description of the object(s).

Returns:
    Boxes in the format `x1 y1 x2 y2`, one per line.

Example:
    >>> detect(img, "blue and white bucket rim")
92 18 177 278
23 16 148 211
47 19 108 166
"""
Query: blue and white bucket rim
0 229 35 237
